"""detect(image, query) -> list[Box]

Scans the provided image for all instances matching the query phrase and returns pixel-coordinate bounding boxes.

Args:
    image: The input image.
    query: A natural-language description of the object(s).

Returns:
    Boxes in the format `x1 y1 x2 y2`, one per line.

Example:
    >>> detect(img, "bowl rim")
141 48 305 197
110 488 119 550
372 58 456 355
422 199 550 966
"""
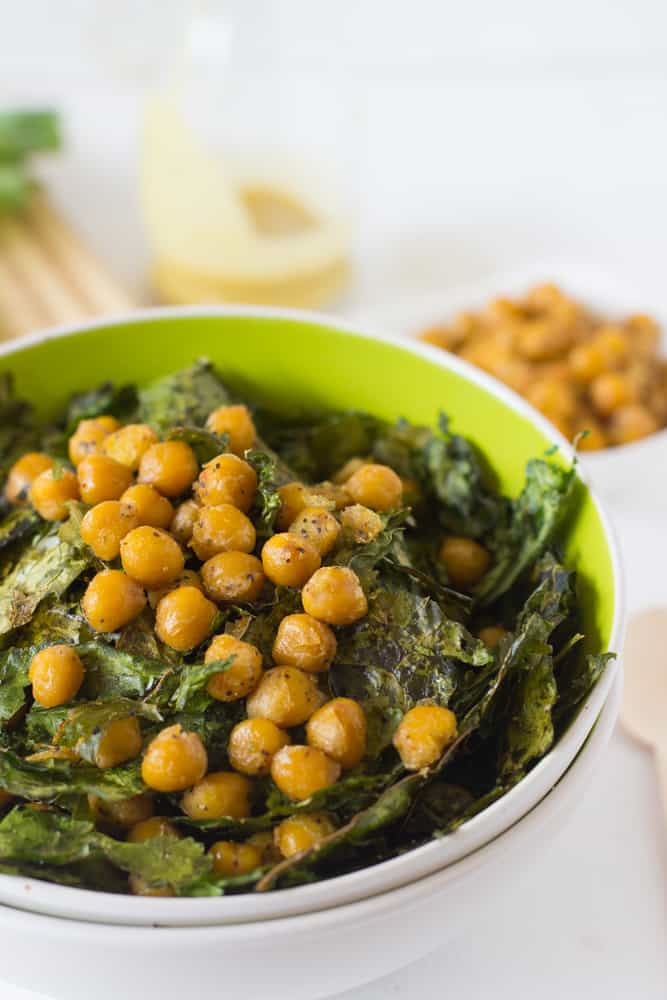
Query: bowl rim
0 665 622 944
0 304 626 926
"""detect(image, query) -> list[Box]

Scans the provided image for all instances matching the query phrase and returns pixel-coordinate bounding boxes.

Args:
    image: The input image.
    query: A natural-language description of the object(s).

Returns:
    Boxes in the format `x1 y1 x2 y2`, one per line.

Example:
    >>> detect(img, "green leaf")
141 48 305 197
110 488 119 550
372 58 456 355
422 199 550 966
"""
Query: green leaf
77 642 168 700
554 651 615 726
0 111 61 159
329 663 408 758
332 509 411 589
169 658 233 713
64 382 137 435
55 698 161 763
0 751 144 802
246 450 282 537
166 426 227 465
498 657 557 779
0 645 36 723
0 164 32 212
0 506 41 551
0 373 42 480
138 360 231 433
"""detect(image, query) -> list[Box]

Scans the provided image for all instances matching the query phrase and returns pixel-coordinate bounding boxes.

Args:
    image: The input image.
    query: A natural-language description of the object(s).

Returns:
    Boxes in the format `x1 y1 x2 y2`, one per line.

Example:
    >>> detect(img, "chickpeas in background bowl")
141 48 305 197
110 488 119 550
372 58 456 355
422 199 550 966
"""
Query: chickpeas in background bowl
0 307 623 1000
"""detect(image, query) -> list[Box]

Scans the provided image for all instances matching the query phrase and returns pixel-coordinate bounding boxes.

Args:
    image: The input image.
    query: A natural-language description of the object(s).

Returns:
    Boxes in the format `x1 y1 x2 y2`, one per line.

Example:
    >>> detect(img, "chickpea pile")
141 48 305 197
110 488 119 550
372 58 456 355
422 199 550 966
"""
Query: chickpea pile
5 400 468 893
420 283 667 449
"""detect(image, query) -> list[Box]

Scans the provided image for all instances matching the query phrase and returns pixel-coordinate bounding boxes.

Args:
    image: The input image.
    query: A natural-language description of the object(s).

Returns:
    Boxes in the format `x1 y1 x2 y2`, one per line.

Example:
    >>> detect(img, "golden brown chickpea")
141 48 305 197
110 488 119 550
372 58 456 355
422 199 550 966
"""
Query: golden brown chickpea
201 551 265 603
574 418 609 452
419 325 465 351
77 454 133 505
170 498 200 545
120 483 174 529
274 813 336 858
592 326 631 370
301 566 368 626
81 569 147 633
276 482 309 529
206 404 257 456
246 666 324 727
270 745 341 801
204 634 263 702
228 718 291 776
289 506 341 557
345 463 403 512
209 840 262 877
102 424 159 470
141 724 208 792
194 454 257 512
478 625 509 650
569 342 605 383
68 416 119 466
89 793 154 831
626 313 660 355
610 403 659 445
120 526 185 589
138 441 199 498
155 585 218 652
515 318 571 362
393 705 458 770
526 379 577 422
306 698 367 769
590 372 636 417
246 831 281 864
94 716 143 769
5 452 54 504
147 569 203 609
29 467 80 520
439 536 490 589
190 503 256 561
128 875 175 898
127 816 181 843
261 532 321 588
332 457 368 485
181 771 252 820
272 613 337 673
80 500 139 561
29 645 84 708
339 504 383 543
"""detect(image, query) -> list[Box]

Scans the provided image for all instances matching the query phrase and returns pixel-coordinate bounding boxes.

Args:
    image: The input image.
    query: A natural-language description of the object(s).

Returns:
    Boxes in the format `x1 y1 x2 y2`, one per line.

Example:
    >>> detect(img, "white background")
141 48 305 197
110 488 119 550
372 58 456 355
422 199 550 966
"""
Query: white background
3 2 667 997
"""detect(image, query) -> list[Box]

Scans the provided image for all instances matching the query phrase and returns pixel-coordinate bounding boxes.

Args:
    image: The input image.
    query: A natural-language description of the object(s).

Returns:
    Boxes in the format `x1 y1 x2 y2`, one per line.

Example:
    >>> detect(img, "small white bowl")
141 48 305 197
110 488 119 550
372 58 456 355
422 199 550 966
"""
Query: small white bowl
353 262 667 513
0 669 621 1000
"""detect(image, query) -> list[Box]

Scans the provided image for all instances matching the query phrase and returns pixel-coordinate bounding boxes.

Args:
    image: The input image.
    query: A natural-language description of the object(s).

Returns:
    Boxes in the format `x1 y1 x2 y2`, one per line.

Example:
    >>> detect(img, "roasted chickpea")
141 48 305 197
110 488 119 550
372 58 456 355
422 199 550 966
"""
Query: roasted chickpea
610 403 659 445
590 372 636 417
170 498 200 545
80 500 139 560
205 634 263 702
209 840 262 877
301 566 368 626
127 816 181 843
120 483 174 529
272 613 337 673
68 416 119 465
515 318 571 362
246 666 324 727
94 716 142 769
141 724 208 792
393 705 458 770
81 569 147 632
190 504 256 561
155 585 218 652
274 813 336 858
626 313 660 355
89 793 154 831
339 504 383 543
29 645 84 708
345 463 403 512
29 467 79 520
276 482 309 529
592 326 631 369
261 532 321 588
201 551 265 603
289 507 341 557
332 457 367 484
194 454 257 512
128 876 174 898
77 454 133 505
138 441 198 498
120 526 185 589
478 625 509 650
181 771 252 820
147 569 203 609
5 452 54 504
246 831 281 865
574 416 609 452
270 745 341 801
228 718 291 776
439 536 490 589
526 379 577 422
206 404 257 456
306 698 367 769
569 342 605 383
102 423 158 470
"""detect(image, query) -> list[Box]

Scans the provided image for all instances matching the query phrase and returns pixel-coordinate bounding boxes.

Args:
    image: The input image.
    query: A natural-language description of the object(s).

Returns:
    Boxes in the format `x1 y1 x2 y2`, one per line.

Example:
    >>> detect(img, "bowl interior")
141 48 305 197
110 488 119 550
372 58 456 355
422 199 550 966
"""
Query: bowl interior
0 308 620 925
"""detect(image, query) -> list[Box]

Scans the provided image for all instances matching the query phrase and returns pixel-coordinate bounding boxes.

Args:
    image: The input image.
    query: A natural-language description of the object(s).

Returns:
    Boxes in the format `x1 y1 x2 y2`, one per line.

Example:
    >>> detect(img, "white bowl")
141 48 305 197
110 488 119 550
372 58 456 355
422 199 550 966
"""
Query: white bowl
0 668 622 1000
0 305 623 931
352 262 667 513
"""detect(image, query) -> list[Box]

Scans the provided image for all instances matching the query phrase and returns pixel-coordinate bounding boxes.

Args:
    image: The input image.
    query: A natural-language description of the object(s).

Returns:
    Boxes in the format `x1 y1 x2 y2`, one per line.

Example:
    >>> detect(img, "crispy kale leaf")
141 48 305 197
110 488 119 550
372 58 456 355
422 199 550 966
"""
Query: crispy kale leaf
0 751 144 801
246 451 282 538
0 507 41 552
138 360 230 433
64 382 137 435
166 426 227 465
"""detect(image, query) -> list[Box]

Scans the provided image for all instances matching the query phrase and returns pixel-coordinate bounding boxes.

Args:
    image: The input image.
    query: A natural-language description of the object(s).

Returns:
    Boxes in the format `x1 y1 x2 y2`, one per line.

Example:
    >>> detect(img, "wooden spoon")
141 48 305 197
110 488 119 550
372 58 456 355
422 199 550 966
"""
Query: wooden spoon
620 608 667 824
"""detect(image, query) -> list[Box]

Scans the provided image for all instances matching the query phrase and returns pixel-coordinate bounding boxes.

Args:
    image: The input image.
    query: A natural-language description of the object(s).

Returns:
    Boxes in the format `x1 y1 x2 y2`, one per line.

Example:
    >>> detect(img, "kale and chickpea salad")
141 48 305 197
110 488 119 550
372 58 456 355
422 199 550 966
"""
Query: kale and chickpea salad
0 360 612 897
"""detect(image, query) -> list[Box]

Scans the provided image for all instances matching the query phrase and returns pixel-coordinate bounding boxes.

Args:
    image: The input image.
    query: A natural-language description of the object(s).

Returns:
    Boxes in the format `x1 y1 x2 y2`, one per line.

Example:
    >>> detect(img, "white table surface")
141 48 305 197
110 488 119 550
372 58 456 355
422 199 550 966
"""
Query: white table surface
3 7 667 994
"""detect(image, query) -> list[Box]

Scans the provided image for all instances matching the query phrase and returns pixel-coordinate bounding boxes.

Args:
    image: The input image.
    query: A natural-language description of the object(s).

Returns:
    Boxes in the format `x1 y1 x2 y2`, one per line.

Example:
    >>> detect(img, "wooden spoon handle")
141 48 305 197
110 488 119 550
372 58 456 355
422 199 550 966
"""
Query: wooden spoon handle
654 744 667 833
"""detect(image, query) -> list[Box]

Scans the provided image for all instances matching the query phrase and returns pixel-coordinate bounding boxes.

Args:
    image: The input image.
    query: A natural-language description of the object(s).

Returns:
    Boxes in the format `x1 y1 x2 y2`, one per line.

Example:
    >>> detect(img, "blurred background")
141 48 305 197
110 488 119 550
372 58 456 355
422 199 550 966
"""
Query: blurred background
2 3 667 998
